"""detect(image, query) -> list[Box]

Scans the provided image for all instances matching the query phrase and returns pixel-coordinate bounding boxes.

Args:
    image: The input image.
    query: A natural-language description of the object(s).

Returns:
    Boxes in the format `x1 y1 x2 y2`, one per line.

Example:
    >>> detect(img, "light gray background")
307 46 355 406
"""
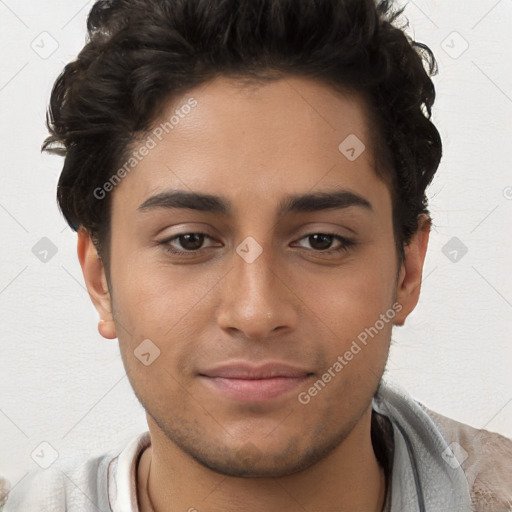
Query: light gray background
1 0 511 491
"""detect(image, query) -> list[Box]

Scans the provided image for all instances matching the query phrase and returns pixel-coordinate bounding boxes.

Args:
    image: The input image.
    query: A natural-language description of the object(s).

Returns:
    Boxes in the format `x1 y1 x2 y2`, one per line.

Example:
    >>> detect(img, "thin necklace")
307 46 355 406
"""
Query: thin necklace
145 457 157 512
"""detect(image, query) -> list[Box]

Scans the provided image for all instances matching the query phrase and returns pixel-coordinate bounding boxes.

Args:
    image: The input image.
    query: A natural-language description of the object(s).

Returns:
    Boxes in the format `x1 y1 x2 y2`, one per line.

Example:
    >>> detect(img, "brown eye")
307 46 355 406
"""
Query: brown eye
176 233 206 251
294 232 355 253
162 232 215 255
307 233 335 251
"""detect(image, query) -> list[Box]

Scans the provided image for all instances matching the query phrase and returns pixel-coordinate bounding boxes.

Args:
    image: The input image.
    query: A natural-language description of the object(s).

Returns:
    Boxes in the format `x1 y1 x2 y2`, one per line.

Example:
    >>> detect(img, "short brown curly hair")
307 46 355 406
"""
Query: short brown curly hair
42 0 441 276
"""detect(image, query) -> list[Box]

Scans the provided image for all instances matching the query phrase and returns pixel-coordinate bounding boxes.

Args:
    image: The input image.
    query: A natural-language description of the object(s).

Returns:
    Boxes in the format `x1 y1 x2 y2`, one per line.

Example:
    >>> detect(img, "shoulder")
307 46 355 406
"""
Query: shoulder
1 450 113 512
418 402 512 512
0 467 65 511
373 381 512 511
1 432 150 512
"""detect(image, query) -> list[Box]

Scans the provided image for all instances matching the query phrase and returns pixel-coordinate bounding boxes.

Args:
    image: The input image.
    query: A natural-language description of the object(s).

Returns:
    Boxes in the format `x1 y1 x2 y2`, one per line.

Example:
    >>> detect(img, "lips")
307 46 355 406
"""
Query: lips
200 362 312 379
199 362 314 402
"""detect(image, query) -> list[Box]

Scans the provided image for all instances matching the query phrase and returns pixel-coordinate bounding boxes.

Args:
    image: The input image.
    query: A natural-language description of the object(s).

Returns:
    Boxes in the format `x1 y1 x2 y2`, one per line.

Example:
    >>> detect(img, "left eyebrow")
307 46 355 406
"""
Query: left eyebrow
137 189 373 215
277 190 373 215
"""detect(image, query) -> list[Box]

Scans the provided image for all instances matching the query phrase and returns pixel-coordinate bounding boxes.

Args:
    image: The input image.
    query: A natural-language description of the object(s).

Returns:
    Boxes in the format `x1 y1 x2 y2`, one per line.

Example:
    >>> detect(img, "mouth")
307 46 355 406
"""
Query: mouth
198 362 315 402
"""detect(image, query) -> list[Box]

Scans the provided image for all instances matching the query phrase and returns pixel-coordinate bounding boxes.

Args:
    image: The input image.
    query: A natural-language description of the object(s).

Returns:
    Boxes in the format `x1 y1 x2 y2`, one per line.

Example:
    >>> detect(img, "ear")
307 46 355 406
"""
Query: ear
394 214 431 326
76 227 117 339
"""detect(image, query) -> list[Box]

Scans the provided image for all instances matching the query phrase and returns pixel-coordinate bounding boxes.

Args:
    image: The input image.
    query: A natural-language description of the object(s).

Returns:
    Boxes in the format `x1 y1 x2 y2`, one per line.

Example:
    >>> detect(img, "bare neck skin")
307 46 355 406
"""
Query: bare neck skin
136 404 387 512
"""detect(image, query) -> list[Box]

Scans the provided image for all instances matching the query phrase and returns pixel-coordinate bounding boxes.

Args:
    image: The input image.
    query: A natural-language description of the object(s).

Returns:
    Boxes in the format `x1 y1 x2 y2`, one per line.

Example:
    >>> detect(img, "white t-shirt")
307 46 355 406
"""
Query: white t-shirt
2 380 511 511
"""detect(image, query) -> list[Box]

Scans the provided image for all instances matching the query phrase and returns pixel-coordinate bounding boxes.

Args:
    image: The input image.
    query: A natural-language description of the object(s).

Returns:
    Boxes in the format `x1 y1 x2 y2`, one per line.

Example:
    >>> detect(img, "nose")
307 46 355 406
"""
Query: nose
216 241 299 340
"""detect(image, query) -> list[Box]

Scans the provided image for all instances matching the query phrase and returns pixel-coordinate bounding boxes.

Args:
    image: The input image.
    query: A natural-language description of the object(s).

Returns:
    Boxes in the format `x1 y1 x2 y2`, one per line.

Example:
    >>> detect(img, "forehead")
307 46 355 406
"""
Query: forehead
112 75 390 215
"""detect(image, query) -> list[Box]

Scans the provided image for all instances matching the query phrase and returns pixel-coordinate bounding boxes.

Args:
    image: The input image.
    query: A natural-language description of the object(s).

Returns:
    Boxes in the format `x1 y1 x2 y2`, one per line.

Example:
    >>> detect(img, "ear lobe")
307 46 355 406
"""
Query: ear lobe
393 214 431 326
77 227 117 340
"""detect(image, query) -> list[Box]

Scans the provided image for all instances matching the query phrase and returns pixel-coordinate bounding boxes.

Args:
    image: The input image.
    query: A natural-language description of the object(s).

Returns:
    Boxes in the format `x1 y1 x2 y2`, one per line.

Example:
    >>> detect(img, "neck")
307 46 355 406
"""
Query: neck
137 406 387 512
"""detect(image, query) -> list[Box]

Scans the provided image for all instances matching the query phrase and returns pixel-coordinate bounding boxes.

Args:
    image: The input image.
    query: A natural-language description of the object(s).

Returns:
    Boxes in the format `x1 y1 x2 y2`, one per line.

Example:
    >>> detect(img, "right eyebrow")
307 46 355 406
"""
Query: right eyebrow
138 190 230 214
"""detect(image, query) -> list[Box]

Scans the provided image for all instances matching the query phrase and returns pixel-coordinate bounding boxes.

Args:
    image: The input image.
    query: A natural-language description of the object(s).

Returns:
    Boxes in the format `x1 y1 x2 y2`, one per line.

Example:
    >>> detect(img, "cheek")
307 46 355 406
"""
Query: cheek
110 256 222 381
296 281 394 417
301 255 397 338
293 249 397 397
110 264 205 403
110 250 203 330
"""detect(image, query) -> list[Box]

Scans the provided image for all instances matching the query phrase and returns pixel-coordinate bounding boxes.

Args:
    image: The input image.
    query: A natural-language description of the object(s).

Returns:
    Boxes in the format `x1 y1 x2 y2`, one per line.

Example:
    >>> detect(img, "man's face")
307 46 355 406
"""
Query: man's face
100 76 403 476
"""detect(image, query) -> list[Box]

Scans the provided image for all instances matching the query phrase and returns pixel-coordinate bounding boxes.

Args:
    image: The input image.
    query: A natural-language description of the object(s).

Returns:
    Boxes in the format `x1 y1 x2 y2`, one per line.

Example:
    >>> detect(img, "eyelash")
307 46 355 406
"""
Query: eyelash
161 232 356 256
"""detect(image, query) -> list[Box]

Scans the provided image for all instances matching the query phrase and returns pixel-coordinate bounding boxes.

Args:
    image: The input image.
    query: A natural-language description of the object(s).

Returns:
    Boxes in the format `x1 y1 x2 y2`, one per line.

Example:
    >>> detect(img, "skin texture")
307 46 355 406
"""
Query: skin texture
78 76 430 511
